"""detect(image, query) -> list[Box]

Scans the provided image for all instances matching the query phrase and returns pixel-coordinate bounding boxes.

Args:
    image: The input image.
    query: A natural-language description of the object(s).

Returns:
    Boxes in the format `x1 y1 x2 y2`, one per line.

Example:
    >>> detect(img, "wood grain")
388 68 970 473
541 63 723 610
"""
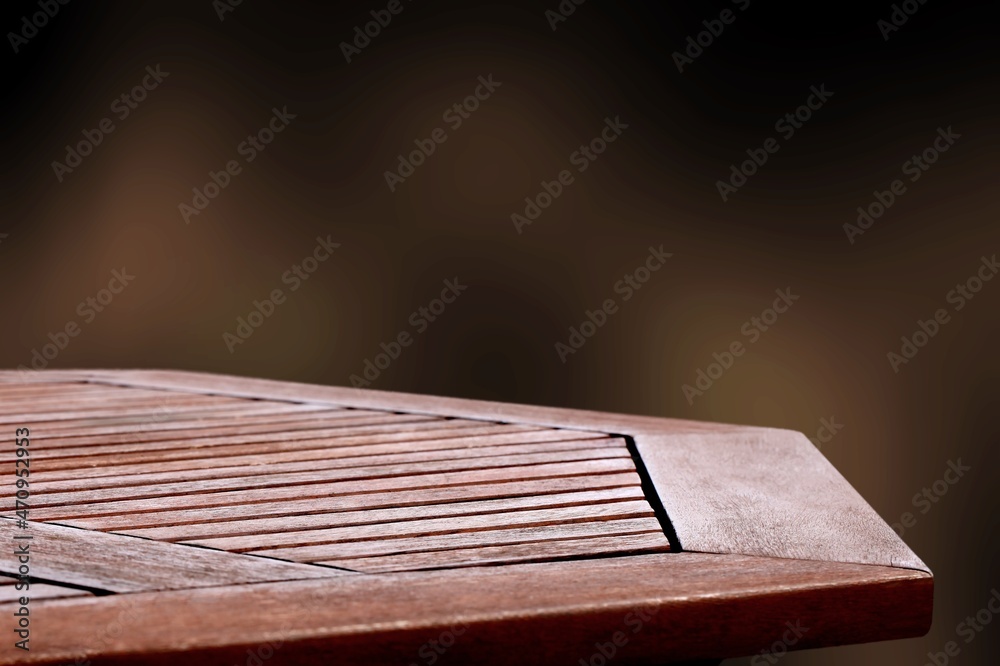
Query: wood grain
249 515 664 562
10 380 668 577
634 431 929 572
24 406 352 439
59 472 645 532
197 504 661 554
0 369 932 665
27 458 639 520
32 447 631 508
34 440 620 492
62 369 926 574
30 425 598 473
0 520 347 593
0 553 932 665
327 532 673 573
28 417 501 456
70 369 748 435
0 583 91 603
0 400 324 426
117 486 647 541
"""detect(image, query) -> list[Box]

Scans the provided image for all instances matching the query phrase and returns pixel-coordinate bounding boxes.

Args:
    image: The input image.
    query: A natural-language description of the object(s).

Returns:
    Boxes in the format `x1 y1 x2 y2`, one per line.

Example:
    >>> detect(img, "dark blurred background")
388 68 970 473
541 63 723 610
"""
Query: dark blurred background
1 1 997 663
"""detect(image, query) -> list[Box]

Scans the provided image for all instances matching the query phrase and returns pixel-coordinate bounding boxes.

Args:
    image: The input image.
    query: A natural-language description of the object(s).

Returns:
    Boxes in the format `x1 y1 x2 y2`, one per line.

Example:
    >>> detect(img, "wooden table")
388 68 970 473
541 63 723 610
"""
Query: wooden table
0 370 932 665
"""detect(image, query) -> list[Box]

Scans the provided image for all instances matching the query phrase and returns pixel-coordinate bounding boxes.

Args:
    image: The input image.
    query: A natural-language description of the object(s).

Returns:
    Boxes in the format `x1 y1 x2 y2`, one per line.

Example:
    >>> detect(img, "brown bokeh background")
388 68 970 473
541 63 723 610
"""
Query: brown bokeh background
1 1 997 663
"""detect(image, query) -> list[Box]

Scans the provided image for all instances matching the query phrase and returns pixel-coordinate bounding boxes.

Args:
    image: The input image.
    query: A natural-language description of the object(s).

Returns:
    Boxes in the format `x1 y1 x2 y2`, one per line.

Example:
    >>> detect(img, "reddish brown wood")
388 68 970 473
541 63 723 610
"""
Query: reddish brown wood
0 583 91 603
32 426 604 473
0 370 932 665
26 406 349 438
61 472 645 532
2 553 930 665
206 504 661 554
28 458 640 521
634 431 929 572
326 532 673 573
0 519 349 593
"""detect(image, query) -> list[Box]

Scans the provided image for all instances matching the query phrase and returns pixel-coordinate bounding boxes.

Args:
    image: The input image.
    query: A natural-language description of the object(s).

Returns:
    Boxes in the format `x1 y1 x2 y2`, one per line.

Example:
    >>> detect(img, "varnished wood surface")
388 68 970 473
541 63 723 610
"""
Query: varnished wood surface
3 378 672 579
42 368 927 573
42 370 750 435
1 553 931 665
0 370 932 664
0 580 91 603
0 519 349 592
57 473 646 532
635 431 929 573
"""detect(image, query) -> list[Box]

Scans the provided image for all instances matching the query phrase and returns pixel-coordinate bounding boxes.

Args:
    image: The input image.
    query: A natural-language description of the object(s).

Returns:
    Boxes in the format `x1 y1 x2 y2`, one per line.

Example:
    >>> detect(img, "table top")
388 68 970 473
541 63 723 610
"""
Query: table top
0 369 932 665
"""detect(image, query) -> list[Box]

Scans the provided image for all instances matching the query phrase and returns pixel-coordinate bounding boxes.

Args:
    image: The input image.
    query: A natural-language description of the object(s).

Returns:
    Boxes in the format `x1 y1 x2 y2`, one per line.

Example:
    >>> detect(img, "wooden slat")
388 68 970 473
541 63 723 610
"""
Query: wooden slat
118 487 647 541
28 410 451 453
32 425 536 481
0 387 242 404
0 389 241 412
33 440 622 493
30 414 450 464
27 409 438 446
0 399 318 425
250 516 664 562
0 520 347 593
28 458 639 520
57 472 644 531
27 414 532 462
32 447 631 508
0 381 94 394
325 532 672 573
188 499 660 552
